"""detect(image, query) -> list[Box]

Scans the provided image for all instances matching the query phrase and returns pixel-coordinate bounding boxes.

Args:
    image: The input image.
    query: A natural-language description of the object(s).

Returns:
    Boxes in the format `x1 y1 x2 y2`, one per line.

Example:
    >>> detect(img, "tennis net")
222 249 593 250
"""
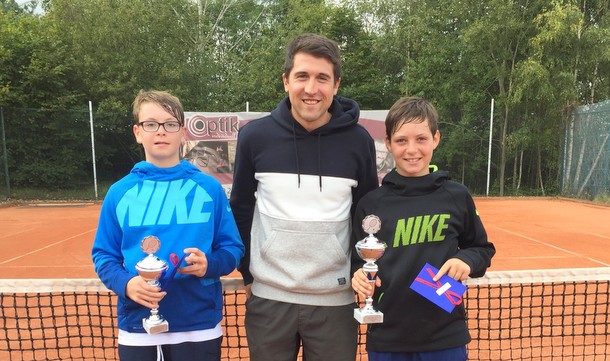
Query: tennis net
1 268 609 360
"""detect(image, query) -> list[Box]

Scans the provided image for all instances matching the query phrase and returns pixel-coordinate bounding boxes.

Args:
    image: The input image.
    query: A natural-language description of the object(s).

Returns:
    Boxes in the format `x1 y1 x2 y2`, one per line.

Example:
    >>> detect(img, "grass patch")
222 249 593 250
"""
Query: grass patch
593 193 610 206
0 181 111 203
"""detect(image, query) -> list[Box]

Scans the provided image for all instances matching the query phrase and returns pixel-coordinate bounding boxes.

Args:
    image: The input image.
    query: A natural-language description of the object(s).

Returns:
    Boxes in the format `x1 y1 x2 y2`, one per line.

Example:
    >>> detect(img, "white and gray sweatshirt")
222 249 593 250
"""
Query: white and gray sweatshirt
229 95 378 306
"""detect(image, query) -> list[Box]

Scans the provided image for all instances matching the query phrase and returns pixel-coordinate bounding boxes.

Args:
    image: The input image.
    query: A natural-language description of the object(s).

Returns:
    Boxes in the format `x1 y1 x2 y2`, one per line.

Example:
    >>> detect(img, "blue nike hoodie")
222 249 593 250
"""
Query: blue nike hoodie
92 160 244 332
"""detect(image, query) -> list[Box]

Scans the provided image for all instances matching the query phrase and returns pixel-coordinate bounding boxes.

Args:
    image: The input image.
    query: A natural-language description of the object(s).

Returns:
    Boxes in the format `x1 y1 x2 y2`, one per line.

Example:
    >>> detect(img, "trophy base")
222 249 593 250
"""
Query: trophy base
354 308 383 324
142 318 169 334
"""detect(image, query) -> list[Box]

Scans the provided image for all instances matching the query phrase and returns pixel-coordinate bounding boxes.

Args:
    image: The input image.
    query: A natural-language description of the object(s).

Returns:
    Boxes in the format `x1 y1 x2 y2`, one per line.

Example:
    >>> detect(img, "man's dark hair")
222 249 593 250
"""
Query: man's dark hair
284 33 341 84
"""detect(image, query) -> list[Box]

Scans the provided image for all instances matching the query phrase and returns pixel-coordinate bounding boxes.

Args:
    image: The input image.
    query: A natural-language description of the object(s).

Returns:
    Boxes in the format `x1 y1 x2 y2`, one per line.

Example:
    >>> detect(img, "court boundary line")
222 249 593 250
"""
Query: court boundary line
0 228 97 265
584 231 610 240
496 226 610 267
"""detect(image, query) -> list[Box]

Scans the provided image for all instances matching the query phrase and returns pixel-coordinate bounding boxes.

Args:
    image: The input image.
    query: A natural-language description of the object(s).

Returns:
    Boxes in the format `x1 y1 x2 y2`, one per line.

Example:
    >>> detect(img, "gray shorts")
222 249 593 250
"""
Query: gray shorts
245 295 358 361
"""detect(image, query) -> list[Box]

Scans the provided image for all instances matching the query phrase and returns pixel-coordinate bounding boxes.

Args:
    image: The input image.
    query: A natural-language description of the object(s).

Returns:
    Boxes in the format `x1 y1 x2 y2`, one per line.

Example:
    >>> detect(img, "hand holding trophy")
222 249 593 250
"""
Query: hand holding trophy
135 235 169 334
354 215 387 324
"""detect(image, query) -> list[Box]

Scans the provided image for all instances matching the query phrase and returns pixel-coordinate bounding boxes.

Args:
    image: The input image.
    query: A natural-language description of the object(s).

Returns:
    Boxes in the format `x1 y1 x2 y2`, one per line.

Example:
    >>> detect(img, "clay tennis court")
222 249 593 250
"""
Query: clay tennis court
1 197 609 278
1 197 610 361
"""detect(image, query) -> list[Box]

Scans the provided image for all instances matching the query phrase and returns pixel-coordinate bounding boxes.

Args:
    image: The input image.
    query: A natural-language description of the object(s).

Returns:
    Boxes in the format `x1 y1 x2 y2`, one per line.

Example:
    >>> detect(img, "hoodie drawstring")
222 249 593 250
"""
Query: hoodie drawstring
156 345 164 361
317 134 322 191
292 122 302 188
292 122 323 192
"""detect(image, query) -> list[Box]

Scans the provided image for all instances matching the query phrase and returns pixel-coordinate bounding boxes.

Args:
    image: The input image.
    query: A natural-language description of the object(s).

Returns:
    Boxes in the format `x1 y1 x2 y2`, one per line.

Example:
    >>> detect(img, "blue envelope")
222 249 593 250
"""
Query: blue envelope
409 263 467 313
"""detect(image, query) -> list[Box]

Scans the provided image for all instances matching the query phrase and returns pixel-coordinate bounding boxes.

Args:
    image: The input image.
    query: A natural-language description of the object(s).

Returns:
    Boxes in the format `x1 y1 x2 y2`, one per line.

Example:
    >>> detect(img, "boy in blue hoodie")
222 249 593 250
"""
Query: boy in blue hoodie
351 96 495 361
92 90 244 361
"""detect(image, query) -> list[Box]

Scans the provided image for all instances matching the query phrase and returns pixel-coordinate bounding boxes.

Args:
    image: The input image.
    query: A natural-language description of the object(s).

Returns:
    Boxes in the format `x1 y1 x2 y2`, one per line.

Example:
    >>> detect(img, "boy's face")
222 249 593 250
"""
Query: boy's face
385 118 440 177
133 101 185 168
282 52 340 132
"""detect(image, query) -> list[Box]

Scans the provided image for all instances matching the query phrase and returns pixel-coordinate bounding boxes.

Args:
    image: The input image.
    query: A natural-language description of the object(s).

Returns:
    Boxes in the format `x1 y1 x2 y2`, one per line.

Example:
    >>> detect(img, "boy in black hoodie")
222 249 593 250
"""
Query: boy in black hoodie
351 96 496 361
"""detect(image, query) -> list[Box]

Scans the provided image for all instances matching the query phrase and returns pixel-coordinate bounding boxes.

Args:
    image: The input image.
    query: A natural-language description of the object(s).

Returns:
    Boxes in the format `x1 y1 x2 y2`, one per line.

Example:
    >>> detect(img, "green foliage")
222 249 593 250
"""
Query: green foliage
1 0 28 14
0 0 609 199
594 193 610 205
1 181 112 201
3 108 92 188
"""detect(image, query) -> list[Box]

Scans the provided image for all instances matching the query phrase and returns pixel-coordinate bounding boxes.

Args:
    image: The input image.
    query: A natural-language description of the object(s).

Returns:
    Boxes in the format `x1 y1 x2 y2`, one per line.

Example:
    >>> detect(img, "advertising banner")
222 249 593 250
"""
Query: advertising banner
182 111 390 197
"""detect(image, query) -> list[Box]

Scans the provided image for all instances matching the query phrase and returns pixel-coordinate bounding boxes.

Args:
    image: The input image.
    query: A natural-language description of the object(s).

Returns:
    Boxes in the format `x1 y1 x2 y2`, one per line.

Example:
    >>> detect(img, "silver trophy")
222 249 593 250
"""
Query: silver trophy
135 235 169 334
354 215 387 324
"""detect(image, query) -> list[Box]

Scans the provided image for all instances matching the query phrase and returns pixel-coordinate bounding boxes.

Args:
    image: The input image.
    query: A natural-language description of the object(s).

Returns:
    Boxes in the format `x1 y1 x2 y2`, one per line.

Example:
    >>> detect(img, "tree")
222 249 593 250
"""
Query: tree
1 0 608 195
462 0 542 195
528 0 610 194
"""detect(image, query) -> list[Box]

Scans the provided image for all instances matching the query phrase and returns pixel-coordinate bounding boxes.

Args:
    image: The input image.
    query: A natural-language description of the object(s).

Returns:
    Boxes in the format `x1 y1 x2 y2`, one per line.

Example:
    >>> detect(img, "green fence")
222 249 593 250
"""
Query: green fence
0 108 386 201
3 102 609 202
561 100 610 200
0 107 136 200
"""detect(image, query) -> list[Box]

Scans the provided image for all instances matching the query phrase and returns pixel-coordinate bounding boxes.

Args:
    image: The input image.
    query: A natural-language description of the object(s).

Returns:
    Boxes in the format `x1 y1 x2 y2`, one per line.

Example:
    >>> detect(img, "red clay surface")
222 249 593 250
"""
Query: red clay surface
1 197 609 279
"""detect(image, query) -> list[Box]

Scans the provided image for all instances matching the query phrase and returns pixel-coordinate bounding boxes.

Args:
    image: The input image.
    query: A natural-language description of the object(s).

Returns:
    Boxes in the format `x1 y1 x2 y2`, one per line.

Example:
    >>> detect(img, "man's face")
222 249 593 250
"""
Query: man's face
282 52 340 132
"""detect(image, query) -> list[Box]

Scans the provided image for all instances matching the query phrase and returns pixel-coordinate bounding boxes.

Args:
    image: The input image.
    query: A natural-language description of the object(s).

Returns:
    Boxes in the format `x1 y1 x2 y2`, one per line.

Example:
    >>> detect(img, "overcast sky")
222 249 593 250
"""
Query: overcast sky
15 0 44 14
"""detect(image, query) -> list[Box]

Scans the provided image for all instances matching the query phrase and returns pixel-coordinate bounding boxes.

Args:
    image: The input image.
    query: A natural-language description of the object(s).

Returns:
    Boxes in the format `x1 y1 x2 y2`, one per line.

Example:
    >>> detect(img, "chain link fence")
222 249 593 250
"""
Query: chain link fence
3 102 609 201
0 108 390 201
0 107 137 200
561 100 610 200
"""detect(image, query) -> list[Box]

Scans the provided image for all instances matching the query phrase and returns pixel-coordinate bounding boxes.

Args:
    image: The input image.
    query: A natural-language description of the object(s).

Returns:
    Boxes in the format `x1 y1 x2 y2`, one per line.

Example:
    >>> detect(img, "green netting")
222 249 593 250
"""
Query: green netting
0 107 135 200
562 100 610 200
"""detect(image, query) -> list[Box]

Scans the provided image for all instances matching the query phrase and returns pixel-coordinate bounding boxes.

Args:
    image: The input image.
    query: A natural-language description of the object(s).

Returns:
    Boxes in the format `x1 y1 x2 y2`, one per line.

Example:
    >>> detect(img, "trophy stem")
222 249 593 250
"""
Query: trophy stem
148 308 161 322
361 261 378 313
363 262 378 280
142 279 168 332
363 295 375 311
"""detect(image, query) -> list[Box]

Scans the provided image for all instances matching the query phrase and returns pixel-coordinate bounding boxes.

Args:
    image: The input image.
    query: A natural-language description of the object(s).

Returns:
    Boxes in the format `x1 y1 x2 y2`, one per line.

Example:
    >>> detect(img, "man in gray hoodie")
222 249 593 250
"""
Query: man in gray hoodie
229 33 378 360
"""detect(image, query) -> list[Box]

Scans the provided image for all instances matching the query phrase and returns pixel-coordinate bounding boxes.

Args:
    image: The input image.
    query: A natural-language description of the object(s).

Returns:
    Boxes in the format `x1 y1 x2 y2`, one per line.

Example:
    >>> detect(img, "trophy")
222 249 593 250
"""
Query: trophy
354 215 387 324
135 235 169 334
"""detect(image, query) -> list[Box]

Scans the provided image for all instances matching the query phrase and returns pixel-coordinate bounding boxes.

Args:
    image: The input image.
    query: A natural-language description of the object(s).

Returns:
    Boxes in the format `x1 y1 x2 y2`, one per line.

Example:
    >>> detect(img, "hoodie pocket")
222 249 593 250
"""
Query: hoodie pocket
255 228 349 293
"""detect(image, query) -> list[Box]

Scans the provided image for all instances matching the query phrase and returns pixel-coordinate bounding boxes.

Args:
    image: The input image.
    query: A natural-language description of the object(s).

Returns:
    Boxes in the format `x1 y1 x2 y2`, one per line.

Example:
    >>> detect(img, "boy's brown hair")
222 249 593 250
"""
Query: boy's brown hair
385 96 439 140
132 90 185 125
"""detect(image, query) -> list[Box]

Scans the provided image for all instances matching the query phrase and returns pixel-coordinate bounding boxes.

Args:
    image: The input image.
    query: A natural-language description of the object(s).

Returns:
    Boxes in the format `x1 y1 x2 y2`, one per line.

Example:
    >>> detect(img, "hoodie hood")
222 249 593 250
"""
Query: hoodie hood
271 95 360 134
268 95 361 190
130 160 201 181
382 168 450 196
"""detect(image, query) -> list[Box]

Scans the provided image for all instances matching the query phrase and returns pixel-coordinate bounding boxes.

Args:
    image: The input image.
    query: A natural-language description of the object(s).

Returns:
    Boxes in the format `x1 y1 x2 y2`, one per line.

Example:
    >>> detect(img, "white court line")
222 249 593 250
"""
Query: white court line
0 228 97 265
496 227 610 267
583 231 610 240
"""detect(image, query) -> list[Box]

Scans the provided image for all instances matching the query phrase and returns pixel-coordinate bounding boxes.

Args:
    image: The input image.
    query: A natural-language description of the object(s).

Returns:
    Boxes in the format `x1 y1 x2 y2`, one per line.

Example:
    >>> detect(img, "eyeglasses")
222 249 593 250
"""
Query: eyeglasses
138 121 182 133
